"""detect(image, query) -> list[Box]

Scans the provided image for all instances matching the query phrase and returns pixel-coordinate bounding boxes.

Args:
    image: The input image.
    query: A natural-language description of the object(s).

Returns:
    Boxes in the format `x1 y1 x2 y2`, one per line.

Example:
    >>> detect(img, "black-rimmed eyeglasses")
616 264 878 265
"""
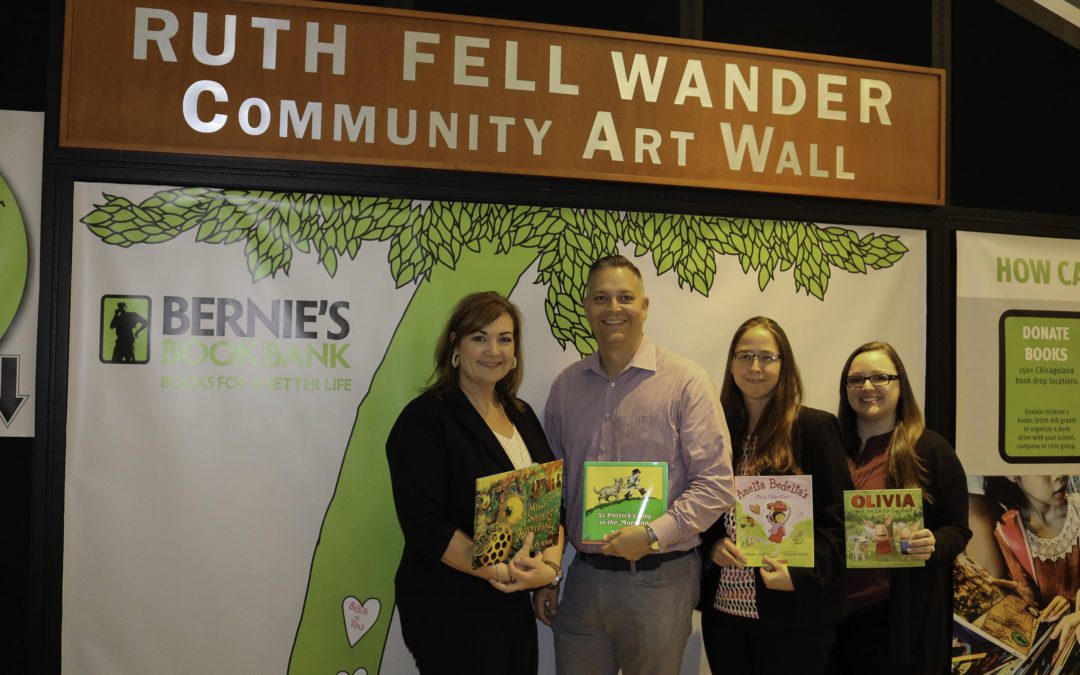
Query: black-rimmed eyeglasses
733 351 781 365
845 374 900 388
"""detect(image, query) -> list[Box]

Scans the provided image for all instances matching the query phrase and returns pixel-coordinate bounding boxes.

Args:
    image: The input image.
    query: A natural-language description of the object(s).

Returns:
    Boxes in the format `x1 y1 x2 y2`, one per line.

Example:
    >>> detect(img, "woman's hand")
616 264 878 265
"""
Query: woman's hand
489 533 557 593
710 538 747 569
907 528 936 560
760 556 794 592
1051 611 1080 661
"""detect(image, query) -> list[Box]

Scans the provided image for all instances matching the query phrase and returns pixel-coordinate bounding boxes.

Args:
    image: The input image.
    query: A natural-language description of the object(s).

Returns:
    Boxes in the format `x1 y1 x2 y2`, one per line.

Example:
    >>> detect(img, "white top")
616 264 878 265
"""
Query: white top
1026 493 1080 562
494 425 534 470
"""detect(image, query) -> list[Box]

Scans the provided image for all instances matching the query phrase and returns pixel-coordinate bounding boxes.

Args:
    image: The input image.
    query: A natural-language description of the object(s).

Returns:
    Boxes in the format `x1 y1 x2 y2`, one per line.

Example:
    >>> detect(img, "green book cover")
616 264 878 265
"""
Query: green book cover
844 488 924 568
582 462 668 544
471 459 563 569
734 475 814 567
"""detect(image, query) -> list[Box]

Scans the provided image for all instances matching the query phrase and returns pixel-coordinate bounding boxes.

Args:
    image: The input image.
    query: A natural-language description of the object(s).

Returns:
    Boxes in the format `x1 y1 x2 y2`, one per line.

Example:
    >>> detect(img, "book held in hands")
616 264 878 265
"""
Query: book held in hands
733 474 814 567
843 488 924 568
471 459 563 569
581 461 667 545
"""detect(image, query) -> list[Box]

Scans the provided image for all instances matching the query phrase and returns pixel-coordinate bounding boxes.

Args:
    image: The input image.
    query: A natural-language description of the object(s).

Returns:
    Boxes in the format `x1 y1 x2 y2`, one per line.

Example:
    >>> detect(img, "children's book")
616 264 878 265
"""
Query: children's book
733 475 815 567
471 459 563 569
843 488 924 568
952 552 1041 663
581 461 667 544
950 551 1080 675
951 619 1021 675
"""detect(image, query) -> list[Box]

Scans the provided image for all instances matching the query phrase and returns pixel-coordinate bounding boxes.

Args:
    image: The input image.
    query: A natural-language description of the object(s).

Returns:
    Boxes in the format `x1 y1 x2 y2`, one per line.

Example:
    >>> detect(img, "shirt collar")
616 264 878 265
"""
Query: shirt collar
585 335 657 379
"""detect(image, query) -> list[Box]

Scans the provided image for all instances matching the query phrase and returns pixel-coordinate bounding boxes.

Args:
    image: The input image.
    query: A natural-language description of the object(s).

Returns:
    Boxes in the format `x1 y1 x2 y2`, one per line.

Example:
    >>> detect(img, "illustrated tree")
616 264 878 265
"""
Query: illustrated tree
82 187 907 673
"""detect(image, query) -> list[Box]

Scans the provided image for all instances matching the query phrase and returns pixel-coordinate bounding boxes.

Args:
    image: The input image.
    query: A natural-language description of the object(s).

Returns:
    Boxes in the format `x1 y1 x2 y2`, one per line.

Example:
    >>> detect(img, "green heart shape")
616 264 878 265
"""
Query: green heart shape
0 174 29 341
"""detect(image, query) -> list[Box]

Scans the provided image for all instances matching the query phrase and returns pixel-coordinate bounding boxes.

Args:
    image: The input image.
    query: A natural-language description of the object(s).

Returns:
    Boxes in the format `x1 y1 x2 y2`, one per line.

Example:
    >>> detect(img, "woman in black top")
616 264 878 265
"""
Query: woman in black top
386 292 564 674
700 317 853 674
826 341 971 674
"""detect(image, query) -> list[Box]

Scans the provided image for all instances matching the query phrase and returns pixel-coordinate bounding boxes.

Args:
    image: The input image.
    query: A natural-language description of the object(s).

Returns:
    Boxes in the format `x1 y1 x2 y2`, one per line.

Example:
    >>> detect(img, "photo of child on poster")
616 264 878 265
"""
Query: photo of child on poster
953 475 1080 674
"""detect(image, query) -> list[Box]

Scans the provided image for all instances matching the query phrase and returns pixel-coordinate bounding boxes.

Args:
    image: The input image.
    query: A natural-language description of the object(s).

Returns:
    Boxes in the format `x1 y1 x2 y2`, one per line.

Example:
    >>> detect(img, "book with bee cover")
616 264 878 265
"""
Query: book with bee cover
581 462 668 544
733 475 814 567
844 488 924 568
471 459 563 569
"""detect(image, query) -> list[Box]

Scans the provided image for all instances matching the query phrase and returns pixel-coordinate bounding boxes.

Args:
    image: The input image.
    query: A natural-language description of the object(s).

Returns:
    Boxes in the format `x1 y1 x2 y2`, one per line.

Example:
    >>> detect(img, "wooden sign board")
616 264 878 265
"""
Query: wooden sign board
62 0 945 204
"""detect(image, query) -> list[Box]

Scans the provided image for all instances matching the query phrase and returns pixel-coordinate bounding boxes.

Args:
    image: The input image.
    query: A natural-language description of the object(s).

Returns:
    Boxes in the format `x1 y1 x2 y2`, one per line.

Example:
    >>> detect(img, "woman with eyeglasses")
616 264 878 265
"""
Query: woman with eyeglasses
825 341 971 674
699 317 853 674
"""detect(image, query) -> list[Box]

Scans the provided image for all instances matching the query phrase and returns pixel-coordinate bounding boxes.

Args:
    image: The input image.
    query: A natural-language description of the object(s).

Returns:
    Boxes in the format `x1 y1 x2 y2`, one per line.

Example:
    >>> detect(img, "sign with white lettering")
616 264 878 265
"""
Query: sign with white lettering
999 311 1079 462
61 0 945 204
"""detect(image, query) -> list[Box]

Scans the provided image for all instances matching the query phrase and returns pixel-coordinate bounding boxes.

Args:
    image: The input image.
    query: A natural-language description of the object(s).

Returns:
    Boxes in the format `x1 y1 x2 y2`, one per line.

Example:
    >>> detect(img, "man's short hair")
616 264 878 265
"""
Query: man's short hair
586 255 643 293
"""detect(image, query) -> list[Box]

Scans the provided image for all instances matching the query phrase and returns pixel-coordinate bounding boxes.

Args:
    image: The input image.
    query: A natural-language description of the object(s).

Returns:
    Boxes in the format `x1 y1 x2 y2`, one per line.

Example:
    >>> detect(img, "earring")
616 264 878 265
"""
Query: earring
510 356 518 369
452 353 460 367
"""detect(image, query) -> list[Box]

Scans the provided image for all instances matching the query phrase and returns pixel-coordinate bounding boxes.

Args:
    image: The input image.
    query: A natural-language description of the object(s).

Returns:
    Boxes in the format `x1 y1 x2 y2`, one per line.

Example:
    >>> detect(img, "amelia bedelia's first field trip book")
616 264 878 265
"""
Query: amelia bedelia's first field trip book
581 461 667 544
733 474 814 567
471 459 563 569
843 488 924 568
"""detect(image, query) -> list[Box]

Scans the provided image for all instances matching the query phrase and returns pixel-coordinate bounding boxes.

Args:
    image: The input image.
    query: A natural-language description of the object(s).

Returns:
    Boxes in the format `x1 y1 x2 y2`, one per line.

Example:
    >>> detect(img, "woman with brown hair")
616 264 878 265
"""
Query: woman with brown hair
826 341 971 674
386 291 564 674
699 316 852 673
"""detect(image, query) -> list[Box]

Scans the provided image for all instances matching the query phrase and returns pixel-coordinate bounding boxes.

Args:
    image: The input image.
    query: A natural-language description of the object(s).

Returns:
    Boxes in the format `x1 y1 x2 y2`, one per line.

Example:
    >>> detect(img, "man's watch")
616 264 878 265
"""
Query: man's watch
644 524 661 552
542 560 562 588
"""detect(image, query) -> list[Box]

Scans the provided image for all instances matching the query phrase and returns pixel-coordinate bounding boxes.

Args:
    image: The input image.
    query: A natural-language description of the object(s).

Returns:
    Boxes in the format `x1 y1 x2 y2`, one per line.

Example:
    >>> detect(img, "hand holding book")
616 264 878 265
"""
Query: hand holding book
905 528 936 560
710 537 748 569
760 555 794 591
488 532 560 593
601 525 651 561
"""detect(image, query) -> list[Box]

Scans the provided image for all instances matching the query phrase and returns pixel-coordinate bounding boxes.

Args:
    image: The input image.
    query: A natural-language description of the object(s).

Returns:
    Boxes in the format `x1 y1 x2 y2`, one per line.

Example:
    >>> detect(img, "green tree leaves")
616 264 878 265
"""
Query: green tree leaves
82 188 907 354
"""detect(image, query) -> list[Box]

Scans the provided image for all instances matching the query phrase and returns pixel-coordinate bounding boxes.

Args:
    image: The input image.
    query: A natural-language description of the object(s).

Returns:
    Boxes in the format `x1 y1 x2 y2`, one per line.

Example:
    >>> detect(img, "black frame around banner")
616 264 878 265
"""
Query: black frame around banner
18 0 1080 672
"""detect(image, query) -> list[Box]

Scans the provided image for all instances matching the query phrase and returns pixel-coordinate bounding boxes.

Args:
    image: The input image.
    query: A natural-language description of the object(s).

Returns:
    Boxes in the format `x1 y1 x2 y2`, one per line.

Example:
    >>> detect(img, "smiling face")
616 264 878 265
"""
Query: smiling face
454 312 516 394
585 266 649 354
731 325 782 406
845 349 901 428
1011 475 1069 509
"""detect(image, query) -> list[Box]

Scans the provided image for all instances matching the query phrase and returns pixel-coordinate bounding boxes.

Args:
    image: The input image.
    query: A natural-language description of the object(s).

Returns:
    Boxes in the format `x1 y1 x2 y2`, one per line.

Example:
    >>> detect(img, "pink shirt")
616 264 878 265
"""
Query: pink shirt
543 336 734 552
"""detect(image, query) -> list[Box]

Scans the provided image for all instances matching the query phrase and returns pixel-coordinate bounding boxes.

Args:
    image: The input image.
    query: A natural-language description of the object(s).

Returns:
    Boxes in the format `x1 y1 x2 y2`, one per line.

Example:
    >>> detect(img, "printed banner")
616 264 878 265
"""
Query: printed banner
62 0 944 204
956 232 1080 474
64 182 926 674
955 475 1080 674
0 109 43 436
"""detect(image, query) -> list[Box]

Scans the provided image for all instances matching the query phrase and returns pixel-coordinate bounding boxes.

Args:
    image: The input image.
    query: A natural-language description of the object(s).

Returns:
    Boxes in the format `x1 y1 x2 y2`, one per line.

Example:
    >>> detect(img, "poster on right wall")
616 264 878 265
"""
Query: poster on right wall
953 233 1080 674
956 231 1080 475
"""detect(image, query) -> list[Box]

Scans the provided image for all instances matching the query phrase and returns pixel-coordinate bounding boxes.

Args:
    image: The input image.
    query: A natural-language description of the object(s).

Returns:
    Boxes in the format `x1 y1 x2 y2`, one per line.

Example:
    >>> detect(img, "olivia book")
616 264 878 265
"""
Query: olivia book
843 488 924 568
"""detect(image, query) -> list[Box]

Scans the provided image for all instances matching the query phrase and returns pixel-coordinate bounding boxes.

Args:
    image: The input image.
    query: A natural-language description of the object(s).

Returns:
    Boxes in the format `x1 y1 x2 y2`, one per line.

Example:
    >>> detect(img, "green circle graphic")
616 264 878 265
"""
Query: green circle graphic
0 174 29 341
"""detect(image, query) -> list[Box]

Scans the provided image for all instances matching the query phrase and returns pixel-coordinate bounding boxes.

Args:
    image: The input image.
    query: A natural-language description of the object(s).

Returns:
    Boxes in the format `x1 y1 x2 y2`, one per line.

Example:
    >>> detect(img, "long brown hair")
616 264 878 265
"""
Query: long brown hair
837 341 928 497
426 291 525 411
720 316 802 476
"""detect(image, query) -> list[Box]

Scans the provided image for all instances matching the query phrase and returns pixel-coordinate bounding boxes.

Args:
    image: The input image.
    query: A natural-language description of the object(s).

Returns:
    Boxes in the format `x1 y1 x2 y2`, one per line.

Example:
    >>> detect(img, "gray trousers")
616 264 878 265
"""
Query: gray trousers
552 551 700 675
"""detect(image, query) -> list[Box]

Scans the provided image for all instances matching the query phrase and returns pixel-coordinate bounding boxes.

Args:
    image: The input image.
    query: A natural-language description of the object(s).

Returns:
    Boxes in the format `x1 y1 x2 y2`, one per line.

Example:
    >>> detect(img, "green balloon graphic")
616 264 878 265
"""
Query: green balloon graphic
0 174 29 341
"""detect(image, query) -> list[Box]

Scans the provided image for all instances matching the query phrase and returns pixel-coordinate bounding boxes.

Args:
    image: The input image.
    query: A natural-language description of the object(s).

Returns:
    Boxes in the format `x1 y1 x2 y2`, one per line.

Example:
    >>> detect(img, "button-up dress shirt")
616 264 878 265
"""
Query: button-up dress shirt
544 336 734 552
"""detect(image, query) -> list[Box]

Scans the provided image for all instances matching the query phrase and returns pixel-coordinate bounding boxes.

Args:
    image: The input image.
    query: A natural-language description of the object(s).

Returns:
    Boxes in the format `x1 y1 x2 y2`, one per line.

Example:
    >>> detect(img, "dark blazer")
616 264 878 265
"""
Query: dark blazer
700 406 854 627
386 388 555 595
884 430 971 669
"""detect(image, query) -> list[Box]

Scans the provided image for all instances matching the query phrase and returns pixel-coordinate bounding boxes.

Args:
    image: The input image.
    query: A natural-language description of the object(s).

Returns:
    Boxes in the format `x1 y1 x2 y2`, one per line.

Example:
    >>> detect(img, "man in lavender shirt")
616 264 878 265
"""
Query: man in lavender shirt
533 254 734 675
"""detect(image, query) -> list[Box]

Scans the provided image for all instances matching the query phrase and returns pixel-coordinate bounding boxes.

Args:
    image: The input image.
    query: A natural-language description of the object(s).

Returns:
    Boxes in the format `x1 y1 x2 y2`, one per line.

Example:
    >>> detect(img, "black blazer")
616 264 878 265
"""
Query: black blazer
883 430 971 669
700 406 854 627
386 388 555 595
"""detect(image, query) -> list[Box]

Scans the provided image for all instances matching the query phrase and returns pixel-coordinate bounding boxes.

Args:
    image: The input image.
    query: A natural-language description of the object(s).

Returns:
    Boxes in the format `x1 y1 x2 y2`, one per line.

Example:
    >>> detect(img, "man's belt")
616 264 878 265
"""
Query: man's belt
576 549 695 572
